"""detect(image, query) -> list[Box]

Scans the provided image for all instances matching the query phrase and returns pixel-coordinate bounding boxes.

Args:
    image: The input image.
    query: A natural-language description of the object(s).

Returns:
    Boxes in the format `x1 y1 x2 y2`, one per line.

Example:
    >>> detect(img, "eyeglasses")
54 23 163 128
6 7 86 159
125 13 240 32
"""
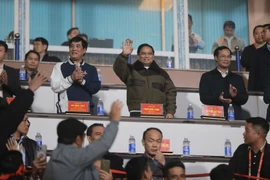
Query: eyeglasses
139 52 154 56
218 55 232 59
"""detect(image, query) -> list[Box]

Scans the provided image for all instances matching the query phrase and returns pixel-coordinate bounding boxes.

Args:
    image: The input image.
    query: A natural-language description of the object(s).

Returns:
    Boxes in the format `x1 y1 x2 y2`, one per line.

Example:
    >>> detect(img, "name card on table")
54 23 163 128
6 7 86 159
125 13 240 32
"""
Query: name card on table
140 103 164 118
68 101 89 113
201 105 225 120
160 139 170 151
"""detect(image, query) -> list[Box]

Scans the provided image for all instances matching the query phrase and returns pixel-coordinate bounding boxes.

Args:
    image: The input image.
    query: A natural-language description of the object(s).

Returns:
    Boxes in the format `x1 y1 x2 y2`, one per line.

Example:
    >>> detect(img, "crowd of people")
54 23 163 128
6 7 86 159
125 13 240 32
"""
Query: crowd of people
0 21 269 179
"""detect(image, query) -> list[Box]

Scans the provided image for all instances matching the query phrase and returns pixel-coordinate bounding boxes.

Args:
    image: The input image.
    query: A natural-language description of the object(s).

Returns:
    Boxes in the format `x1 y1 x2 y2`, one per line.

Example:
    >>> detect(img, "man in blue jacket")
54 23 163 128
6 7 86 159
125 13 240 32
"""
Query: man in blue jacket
50 36 101 113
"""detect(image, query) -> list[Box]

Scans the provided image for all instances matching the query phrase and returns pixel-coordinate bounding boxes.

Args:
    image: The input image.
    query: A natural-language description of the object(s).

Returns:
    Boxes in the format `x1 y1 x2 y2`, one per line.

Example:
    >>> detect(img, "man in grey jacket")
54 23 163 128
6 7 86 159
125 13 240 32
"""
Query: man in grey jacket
43 100 123 180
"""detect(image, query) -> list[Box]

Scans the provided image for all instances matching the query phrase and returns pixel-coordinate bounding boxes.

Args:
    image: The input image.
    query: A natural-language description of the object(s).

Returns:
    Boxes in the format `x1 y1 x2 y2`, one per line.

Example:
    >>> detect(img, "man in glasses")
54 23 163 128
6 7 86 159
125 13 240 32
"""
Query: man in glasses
199 46 248 120
113 39 177 118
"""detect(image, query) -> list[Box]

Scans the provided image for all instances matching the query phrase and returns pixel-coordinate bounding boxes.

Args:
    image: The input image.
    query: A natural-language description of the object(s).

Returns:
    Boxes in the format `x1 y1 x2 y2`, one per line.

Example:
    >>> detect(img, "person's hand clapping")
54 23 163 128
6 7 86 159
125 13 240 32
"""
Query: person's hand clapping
28 71 48 92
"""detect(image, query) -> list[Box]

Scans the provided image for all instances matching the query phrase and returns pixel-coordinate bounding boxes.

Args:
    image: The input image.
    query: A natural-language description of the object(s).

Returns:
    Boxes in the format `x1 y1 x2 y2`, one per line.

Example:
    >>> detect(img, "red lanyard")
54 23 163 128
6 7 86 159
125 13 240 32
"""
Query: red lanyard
249 148 265 179
222 37 237 48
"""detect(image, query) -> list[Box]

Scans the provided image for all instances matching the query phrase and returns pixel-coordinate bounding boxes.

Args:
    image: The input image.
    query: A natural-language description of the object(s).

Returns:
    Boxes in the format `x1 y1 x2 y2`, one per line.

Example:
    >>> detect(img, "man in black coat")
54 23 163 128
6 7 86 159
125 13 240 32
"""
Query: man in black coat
248 24 270 91
240 25 265 71
7 115 37 167
33 37 61 62
0 72 48 158
199 46 248 120
229 117 270 180
0 41 21 103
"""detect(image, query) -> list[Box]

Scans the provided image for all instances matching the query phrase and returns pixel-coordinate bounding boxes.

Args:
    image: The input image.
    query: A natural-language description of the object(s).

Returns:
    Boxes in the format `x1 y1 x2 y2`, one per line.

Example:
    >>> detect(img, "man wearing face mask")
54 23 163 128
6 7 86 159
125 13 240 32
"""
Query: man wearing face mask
113 39 177 118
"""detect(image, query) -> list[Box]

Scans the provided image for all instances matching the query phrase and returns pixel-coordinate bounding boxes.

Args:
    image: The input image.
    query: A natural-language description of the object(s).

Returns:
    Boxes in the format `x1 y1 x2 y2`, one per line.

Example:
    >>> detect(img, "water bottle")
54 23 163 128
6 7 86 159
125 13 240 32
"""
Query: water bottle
97 69 102 82
19 65 26 80
166 57 172 68
129 135 136 154
183 138 190 156
35 132 42 146
224 139 232 157
228 104 235 121
97 98 104 116
187 104 194 119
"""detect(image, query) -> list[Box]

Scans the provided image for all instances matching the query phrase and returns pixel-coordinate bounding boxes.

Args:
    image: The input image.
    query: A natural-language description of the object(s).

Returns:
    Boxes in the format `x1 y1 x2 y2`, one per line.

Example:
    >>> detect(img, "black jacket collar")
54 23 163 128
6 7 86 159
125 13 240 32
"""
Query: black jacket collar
211 67 233 77
133 60 161 72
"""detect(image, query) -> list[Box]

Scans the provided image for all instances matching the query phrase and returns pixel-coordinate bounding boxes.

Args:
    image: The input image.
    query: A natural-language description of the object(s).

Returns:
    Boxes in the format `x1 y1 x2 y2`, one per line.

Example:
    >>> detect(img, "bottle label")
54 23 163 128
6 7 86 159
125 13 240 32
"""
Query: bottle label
228 112 234 120
166 62 172 68
97 106 104 115
187 112 194 119
225 146 232 156
183 145 190 155
98 75 102 82
19 72 26 80
129 143 136 153
36 140 42 146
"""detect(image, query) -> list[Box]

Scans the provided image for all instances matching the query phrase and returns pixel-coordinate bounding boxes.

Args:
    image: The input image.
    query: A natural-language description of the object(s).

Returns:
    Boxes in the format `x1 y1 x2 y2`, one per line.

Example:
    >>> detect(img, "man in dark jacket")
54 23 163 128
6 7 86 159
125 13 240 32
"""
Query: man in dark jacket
7 115 37 167
0 72 48 158
229 117 270 180
113 39 177 118
240 25 265 71
0 41 21 104
199 46 248 120
248 24 270 91
33 37 61 62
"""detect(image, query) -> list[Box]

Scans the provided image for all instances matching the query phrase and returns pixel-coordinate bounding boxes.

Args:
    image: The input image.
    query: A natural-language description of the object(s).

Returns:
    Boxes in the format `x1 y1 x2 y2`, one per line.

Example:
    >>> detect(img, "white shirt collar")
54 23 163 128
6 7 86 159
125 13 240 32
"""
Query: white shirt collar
217 68 228 78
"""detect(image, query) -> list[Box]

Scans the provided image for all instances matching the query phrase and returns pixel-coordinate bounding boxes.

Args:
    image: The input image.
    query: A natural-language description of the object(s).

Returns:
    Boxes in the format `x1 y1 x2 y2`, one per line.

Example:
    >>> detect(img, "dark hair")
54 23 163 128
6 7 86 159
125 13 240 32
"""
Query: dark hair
67 27 79 36
263 24 270 30
246 117 269 137
77 34 88 41
163 160 185 177
223 21 235 30
0 151 23 174
253 25 264 34
210 164 234 180
34 37 49 51
86 123 104 136
125 157 149 180
24 50 40 61
57 133 84 145
213 46 232 57
142 127 163 140
137 43 155 55
69 36 88 49
0 40 8 52
188 14 192 22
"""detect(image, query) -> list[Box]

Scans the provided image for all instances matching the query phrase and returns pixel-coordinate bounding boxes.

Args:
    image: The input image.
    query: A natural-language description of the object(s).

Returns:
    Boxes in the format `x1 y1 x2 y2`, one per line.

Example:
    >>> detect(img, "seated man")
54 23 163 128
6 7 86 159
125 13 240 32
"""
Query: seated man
24 50 40 80
125 156 153 180
33 37 61 62
240 25 264 71
188 14 205 53
61 27 80 46
229 117 270 180
86 123 126 179
210 164 233 180
199 46 248 120
113 39 176 118
212 21 245 54
6 115 37 167
50 36 101 113
163 160 186 180
142 127 168 180
0 40 21 104
43 100 123 180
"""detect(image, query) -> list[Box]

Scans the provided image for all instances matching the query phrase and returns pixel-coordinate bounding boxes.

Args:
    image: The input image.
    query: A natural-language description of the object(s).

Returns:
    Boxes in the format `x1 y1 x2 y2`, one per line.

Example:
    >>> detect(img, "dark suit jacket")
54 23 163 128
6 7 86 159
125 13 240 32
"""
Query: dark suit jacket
240 44 256 71
0 89 34 158
2 65 21 101
263 71 270 121
22 137 37 167
248 44 270 91
42 53 61 62
199 68 248 120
